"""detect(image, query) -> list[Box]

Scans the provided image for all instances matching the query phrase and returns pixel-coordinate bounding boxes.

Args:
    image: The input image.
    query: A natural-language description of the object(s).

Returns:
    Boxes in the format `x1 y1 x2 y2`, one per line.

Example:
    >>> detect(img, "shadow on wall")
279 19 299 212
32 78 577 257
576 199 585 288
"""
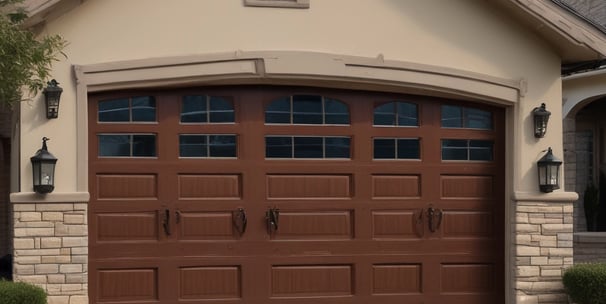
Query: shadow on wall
0 254 11 280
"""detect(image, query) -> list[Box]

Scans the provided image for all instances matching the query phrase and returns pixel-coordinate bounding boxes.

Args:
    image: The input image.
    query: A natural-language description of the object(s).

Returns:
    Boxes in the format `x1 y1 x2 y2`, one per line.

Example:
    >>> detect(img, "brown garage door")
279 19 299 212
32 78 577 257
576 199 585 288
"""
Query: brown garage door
88 86 504 304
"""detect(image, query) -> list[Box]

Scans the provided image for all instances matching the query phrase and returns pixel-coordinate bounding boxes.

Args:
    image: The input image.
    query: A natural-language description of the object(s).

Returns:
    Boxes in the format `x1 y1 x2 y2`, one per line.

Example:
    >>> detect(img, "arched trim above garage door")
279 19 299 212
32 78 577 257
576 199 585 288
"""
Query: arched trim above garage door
72 50 523 193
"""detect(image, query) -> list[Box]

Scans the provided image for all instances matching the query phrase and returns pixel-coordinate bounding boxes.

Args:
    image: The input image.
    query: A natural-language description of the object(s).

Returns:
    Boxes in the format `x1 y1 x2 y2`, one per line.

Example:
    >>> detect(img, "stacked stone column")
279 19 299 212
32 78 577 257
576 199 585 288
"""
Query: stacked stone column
12 202 88 304
514 201 574 304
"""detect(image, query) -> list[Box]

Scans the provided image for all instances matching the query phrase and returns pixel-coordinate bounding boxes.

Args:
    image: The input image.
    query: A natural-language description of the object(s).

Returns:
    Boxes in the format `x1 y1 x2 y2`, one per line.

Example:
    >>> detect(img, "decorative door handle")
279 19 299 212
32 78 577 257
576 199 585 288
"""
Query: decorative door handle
427 206 443 233
415 208 425 237
232 208 247 236
265 207 280 234
162 209 171 236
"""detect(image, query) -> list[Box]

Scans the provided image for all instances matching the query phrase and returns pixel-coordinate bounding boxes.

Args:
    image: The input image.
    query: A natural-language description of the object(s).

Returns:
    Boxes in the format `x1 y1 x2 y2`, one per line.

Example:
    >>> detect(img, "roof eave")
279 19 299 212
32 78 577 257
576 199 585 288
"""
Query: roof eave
22 0 84 29
499 0 606 63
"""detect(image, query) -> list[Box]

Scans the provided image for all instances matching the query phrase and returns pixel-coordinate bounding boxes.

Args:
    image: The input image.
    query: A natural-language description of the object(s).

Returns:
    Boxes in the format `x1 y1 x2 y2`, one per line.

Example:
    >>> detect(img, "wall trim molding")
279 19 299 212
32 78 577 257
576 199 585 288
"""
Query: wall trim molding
10 191 90 203
73 50 523 192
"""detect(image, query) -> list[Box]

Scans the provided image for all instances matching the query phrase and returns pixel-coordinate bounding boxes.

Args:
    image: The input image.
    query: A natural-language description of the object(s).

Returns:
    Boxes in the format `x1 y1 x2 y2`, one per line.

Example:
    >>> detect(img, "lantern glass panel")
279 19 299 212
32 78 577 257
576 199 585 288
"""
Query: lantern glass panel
40 162 55 185
538 165 547 185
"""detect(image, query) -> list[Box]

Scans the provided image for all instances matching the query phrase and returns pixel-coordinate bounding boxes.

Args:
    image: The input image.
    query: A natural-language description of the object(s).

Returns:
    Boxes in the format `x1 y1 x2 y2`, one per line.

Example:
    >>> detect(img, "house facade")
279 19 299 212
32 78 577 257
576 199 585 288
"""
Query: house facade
4 0 606 303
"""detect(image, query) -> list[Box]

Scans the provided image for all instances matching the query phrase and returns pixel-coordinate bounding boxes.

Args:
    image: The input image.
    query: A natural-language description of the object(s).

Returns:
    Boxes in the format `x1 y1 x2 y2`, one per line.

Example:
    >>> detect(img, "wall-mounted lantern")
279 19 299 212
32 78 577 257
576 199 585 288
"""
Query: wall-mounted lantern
532 103 551 138
30 137 57 194
537 147 562 193
43 79 63 119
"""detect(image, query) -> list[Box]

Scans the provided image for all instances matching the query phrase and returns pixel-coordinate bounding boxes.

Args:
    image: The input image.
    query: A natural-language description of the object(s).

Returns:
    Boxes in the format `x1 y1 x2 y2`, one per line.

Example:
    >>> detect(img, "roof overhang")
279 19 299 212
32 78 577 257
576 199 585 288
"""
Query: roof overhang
22 0 606 63
494 0 606 63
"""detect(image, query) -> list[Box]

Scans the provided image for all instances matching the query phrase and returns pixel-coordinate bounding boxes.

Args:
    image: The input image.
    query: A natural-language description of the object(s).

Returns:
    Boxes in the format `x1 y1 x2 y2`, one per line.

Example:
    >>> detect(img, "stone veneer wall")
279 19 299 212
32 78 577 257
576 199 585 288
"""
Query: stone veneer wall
574 232 606 263
12 202 88 304
514 201 574 304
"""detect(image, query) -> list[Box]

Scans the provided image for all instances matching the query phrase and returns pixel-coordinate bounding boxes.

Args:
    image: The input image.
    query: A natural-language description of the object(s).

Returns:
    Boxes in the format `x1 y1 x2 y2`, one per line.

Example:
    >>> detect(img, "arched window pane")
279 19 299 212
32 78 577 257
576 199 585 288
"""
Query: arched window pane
374 103 396 126
181 96 207 123
325 98 349 124
209 97 235 123
265 97 291 123
293 95 323 124
99 99 129 122
131 97 156 122
397 102 418 126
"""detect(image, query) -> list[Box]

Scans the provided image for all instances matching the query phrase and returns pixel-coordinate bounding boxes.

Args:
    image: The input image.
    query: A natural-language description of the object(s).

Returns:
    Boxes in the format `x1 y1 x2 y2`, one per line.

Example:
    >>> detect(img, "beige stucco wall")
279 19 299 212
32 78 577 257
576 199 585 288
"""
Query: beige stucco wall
15 0 565 195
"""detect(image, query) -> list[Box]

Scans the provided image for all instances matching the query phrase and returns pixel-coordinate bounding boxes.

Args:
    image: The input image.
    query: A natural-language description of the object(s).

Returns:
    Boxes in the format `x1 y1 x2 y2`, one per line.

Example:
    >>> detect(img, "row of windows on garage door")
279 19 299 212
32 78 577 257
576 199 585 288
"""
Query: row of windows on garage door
95 94 494 161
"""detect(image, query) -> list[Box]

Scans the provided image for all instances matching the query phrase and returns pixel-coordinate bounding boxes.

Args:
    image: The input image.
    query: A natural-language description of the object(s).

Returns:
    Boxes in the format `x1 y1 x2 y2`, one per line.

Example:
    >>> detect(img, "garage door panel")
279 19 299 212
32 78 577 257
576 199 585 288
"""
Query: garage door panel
274 211 353 240
372 175 420 199
89 89 504 303
267 175 351 199
178 212 236 240
96 212 159 242
97 174 158 200
97 268 158 302
442 211 494 238
271 265 353 297
372 264 422 294
372 211 421 239
178 174 242 200
440 263 494 294
441 176 493 199
179 266 241 300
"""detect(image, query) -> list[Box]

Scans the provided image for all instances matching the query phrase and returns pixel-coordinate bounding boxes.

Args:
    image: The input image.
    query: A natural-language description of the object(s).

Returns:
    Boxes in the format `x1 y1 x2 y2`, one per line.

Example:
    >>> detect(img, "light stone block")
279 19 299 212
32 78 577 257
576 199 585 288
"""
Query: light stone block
42 255 71 264
19 212 42 221
48 274 66 284
14 227 54 237
516 266 540 276
517 246 540 256
62 237 87 247
64 214 85 224
41 237 62 248
47 296 70 304
60 264 83 273
35 264 59 274
13 238 35 249
43 212 64 221
13 204 36 211
531 257 548 265
36 204 74 212
69 295 89 304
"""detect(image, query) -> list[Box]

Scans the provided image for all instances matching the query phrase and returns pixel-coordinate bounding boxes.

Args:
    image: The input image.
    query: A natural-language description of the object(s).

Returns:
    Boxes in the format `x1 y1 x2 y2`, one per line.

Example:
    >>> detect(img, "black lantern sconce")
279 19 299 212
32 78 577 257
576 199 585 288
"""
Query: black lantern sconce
30 137 57 194
43 79 63 119
537 147 562 193
532 103 551 138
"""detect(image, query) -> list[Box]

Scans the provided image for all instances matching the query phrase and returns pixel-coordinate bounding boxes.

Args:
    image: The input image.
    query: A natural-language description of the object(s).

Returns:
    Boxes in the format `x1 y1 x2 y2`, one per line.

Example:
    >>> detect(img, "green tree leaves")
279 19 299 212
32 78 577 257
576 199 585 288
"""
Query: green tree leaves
0 0 66 107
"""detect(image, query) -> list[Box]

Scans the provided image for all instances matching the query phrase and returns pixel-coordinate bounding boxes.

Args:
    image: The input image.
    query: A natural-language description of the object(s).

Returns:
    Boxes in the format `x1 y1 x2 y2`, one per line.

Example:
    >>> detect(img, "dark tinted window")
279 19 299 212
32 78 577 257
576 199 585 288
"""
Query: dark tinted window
373 138 420 159
98 134 156 157
179 134 237 158
265 95 349 125
373 102 418 126
99 97 156 122
266 136 351 159
442 139 493 161
441 105 492 130
181 96 234 123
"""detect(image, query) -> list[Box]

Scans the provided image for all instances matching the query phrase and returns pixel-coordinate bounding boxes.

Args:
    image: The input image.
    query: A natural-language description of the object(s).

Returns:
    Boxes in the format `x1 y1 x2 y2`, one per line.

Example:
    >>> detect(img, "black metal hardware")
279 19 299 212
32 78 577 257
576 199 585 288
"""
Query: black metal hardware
415 208 424 237
427 206 443 233
232 208 247 236
175 210 182 224
162 209 171 236
265 207 280 234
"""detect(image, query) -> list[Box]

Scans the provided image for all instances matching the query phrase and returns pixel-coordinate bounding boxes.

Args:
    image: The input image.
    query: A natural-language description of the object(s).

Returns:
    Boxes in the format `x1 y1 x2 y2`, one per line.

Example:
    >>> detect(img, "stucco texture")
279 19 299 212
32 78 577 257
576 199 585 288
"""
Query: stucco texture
19 0 562 195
